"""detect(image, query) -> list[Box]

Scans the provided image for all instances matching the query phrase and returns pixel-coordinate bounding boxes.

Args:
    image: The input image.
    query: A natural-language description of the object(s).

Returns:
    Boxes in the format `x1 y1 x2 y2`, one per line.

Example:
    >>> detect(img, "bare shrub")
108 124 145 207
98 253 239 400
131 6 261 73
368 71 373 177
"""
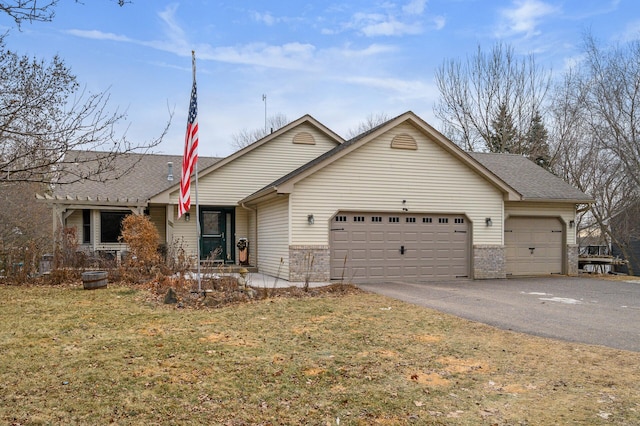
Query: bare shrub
120 215 160 274
164 236 193 275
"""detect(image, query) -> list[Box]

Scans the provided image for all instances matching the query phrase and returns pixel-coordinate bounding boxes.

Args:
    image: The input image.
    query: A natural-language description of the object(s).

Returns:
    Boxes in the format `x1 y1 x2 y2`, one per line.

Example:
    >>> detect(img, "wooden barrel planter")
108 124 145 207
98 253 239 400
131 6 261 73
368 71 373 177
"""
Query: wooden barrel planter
82 271 108 290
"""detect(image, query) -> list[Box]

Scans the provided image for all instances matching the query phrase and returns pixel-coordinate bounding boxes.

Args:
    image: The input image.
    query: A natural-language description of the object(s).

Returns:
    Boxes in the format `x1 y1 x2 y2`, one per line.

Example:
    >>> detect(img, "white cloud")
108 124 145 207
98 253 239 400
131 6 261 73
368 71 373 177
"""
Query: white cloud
361 19 423 36
66 29 132 42
344 75 434 101
432 15 446 30
497 0 560 38
210 42 317 70
351 11 423 37
403 0 427 15
157 3 188 46
620 19 640 42
252 11 278 26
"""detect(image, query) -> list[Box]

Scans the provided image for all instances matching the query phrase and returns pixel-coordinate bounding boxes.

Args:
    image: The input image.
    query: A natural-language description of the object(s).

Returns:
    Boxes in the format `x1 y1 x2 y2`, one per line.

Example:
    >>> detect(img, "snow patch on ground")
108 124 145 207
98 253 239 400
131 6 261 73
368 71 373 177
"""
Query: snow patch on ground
539 297 583 305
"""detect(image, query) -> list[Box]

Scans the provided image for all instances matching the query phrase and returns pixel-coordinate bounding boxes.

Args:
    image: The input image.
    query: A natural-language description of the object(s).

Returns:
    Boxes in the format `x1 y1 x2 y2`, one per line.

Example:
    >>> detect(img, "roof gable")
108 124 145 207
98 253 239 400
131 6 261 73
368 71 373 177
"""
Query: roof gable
150 114 344 202
241 111 521 202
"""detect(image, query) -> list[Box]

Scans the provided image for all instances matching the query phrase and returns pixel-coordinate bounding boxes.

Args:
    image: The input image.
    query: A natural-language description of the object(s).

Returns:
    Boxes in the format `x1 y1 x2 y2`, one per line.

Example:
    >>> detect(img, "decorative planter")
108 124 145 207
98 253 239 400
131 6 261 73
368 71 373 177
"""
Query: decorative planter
82 271 108 290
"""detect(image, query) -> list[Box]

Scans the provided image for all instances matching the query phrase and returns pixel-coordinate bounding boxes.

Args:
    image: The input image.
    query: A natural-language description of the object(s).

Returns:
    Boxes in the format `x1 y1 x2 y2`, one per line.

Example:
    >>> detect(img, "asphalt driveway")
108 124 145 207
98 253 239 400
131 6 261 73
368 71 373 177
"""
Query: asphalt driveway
357 276 640 352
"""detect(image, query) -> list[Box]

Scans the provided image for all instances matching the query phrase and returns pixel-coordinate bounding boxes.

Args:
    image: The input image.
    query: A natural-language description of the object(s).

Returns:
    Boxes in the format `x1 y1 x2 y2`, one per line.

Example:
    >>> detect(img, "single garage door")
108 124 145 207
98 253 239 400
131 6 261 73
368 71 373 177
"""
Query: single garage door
505 217 563 276
330 212 469 282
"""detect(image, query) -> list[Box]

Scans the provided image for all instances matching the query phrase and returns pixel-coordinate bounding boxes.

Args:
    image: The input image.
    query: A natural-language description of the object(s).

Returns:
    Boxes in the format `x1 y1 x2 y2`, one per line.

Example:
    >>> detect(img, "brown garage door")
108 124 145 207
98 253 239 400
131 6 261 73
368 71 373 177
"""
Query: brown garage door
330 212 469 282
505 217 563 276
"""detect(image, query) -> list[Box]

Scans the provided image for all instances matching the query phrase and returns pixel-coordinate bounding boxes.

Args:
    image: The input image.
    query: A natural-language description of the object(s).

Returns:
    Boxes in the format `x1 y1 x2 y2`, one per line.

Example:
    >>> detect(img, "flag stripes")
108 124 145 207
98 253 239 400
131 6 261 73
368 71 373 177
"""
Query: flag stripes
178 76 198 218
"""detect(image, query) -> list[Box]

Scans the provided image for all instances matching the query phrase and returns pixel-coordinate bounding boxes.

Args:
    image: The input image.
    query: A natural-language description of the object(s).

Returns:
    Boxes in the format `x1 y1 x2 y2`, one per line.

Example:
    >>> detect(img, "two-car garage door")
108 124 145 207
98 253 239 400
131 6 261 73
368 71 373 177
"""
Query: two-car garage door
330 212 469 282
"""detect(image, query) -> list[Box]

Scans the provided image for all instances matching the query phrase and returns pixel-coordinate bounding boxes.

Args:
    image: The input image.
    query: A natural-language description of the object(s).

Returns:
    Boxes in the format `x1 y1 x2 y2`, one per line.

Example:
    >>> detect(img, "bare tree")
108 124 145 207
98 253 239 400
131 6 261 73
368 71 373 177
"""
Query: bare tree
0 0 129 27
230 113 289 150
580 33 640 190
0 36 170 185
434 42 552 153
550 33 640 272
345 112 390 139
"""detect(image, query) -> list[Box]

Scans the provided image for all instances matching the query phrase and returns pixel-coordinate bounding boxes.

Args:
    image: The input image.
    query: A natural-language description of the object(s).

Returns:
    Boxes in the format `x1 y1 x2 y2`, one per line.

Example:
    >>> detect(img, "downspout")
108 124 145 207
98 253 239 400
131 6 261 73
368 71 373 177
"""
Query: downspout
241 202 258 267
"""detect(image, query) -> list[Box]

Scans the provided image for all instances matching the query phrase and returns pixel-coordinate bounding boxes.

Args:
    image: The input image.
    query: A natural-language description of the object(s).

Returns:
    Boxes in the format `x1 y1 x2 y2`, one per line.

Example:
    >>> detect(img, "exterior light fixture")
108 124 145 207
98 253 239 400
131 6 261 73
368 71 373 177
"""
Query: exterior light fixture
569 220 575 228
185 212 190 222
485 217 492 227
307 214 314 225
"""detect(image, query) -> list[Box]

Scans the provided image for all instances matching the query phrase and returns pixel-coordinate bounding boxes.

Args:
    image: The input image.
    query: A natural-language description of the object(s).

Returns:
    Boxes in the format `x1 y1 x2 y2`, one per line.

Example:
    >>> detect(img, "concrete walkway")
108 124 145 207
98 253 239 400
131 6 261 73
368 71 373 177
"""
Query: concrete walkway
240 272 332 288
185 271 332 288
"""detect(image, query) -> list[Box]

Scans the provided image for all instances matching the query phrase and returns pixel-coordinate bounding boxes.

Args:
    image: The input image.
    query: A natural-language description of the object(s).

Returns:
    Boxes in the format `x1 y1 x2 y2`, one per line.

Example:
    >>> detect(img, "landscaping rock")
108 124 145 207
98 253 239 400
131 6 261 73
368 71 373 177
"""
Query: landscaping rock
164 287 178 304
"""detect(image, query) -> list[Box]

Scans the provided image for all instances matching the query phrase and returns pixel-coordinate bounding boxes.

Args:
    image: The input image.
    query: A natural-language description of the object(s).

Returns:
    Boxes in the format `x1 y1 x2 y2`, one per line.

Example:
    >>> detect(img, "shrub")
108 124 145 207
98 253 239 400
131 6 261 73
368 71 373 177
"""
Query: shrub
119 214 161 275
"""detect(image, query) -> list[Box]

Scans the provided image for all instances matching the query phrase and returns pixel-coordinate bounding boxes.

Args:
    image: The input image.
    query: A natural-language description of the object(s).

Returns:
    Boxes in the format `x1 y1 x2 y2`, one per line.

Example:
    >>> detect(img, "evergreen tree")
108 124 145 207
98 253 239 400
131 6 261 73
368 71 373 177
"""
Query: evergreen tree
525 111 551 169
487 103 519 153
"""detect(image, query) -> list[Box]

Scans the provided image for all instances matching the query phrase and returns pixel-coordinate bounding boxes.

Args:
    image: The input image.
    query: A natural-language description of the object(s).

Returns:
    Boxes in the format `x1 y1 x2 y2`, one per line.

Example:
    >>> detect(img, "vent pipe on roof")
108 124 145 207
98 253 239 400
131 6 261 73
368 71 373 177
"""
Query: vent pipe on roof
167 162 174 181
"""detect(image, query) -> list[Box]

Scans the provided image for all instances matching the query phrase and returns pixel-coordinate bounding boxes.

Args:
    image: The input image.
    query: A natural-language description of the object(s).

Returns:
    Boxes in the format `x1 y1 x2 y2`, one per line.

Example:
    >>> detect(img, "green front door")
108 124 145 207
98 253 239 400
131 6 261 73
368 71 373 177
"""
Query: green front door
200 208 234 263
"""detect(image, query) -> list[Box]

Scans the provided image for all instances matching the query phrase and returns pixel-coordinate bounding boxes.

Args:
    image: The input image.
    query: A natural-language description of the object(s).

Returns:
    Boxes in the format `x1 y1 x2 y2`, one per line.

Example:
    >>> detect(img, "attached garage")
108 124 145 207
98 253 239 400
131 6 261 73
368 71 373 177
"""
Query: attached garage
505 217 564 276
330 212 469 282
240 112 593 282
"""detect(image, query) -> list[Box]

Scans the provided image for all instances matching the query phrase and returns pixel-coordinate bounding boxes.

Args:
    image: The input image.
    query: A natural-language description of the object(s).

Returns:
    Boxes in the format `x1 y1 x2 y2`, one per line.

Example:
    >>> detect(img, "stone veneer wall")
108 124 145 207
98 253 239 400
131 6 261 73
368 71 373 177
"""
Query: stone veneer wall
473 245 506 279
566 244 579 276
289 245 330 282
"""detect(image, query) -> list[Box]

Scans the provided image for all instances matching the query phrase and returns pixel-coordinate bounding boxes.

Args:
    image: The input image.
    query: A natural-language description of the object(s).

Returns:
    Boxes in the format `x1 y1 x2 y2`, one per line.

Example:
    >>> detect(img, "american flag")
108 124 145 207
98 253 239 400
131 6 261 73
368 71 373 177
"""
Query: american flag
178 75 199 218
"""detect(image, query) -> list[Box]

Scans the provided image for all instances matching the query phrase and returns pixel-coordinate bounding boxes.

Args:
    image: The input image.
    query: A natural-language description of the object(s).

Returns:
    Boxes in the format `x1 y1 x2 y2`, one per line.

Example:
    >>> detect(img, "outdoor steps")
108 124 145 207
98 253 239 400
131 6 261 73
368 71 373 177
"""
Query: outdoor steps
193 262 258 274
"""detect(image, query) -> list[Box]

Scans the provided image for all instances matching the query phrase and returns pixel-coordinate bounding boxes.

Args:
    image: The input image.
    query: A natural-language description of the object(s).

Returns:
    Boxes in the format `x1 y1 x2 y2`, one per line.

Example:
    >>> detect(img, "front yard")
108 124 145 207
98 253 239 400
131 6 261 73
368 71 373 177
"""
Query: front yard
1 282 639 425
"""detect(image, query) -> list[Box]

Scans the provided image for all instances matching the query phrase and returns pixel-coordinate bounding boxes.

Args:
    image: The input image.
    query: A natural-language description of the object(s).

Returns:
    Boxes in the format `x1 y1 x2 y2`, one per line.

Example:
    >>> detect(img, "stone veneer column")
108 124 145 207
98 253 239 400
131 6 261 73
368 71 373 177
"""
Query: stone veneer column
473 245 506 279
288 245 330 282
566 244 579 276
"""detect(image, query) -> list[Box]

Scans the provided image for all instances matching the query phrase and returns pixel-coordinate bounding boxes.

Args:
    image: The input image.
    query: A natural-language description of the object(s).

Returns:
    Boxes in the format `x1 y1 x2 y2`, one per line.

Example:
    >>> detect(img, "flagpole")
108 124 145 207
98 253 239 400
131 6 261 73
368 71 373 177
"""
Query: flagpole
192 50 202 294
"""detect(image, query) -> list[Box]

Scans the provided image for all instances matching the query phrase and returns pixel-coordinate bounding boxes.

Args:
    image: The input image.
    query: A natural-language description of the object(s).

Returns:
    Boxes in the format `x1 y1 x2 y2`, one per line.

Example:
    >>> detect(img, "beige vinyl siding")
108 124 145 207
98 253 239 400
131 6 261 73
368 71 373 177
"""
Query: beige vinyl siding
235 206 257 265
171 205 199 261
148 205 166 244
168 123 338 206
257 196 289 279
290 122 504 246
65 210 84 245
505 202 576 244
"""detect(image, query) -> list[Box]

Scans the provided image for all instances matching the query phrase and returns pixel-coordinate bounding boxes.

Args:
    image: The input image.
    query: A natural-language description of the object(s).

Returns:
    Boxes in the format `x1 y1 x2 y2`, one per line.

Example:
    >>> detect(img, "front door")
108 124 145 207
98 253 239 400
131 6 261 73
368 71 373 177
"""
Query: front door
200 208 234 263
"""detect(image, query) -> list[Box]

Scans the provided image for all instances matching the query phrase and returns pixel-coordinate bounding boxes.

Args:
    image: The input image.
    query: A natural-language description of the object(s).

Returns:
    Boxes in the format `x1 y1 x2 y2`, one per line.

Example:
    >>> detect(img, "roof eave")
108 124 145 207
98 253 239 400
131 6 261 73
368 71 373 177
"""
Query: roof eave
37 193 149 207
240 186 281 205
517 197 595 204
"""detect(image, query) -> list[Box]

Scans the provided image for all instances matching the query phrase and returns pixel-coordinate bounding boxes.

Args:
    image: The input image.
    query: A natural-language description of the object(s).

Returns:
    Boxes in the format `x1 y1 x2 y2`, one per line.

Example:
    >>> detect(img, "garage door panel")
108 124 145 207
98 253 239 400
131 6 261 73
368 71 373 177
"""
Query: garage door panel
369 231 385 242
505 217 563 276
351 231 367 243
330 212 469 282
369 249 385 261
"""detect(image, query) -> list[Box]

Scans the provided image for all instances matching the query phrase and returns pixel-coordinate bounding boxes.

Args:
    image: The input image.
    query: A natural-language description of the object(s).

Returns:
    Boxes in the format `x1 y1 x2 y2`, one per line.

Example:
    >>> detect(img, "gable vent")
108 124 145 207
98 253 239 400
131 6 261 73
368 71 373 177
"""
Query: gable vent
293 131 316 145
391 133 417 150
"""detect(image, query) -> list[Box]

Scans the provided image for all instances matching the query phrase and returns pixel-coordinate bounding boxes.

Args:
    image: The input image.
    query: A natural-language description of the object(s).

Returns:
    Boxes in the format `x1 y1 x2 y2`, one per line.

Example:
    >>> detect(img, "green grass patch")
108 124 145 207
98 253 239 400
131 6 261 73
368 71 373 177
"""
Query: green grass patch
1 284 639 425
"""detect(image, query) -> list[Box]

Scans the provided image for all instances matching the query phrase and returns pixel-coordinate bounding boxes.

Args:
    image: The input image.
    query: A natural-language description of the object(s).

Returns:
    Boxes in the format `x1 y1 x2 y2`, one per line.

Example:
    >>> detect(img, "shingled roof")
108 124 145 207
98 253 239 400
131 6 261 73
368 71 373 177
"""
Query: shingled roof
468 152 593 202
48 151 221 204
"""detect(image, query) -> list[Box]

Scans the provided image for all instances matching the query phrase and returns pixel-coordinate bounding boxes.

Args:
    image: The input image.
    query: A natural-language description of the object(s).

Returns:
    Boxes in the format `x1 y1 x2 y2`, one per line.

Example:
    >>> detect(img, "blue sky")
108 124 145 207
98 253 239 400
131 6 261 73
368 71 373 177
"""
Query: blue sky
1 0 638 157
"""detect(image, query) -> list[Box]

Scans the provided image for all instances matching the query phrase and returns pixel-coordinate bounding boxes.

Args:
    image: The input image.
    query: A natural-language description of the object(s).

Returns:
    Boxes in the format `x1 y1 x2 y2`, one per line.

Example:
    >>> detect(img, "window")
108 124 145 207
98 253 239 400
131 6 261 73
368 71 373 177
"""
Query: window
406 217 416 223
389 217 400 223
354 216 365 222
335 215 347 222
100 211 129 243
438 218 449 224
82 209 91 244
423 217 433 223
455 218 465 224
372 216 382 223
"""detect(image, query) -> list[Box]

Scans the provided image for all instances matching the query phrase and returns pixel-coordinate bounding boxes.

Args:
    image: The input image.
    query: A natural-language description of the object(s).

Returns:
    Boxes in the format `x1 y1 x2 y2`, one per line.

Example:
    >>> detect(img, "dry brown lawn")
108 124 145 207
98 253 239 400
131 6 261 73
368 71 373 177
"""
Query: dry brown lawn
1 280 639 425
